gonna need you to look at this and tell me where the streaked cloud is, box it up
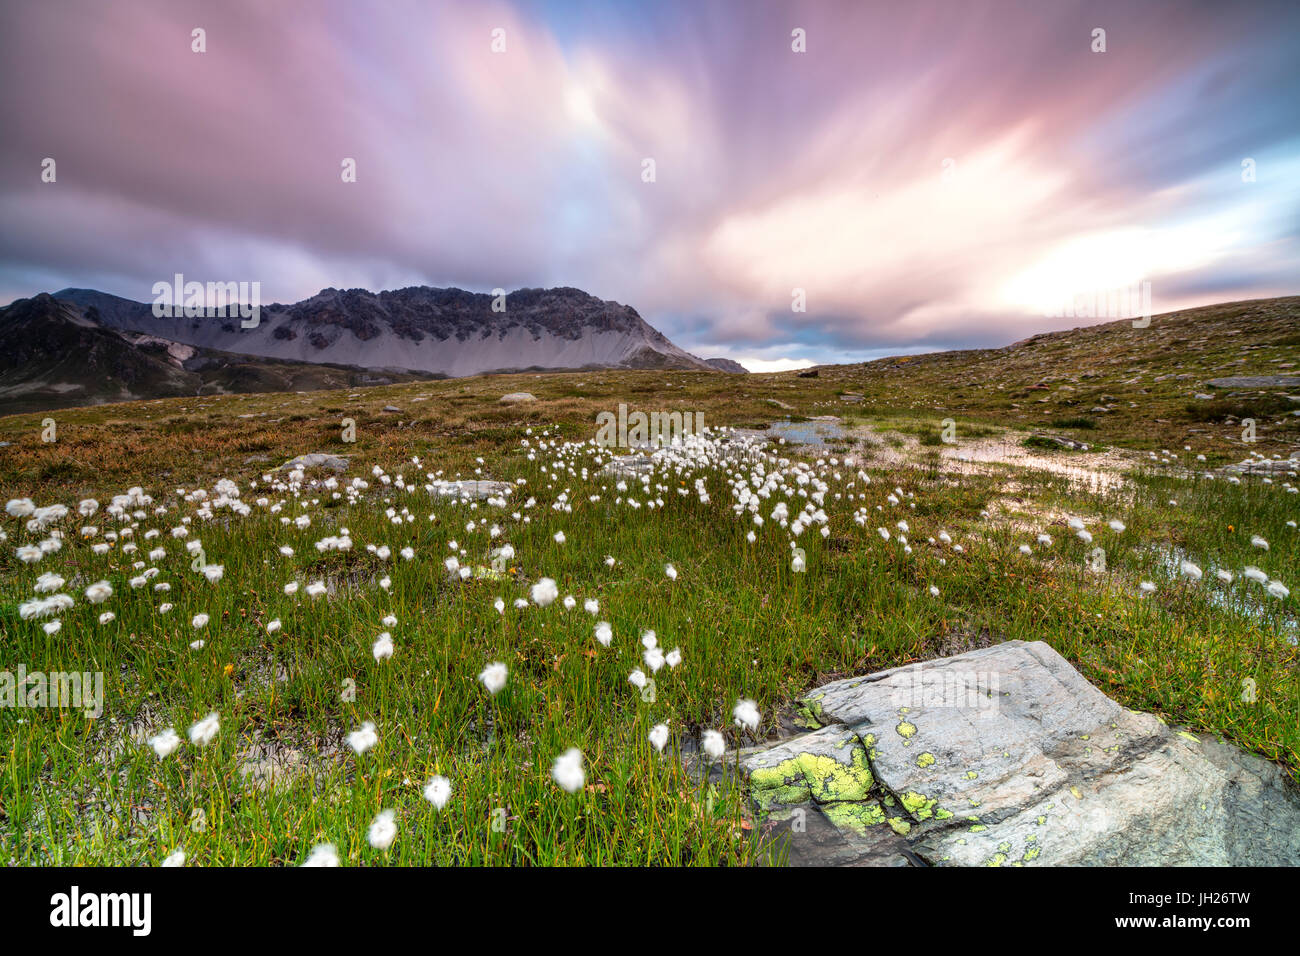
[1,0,1296,366]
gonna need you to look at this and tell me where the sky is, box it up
[1,0,1297,370]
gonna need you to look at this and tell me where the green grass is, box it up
[0,412,1295,866]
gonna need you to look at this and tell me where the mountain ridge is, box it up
[2,284,721,412]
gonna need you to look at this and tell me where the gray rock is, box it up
[382,405,402,413]
[279,453,350,473]
[1206,376,1300,389]
[499,392,537,404]
[742,641,1300,866]
[1222,455,1300,475]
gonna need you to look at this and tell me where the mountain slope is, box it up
[51,285,716,377]
[0,294,437,415]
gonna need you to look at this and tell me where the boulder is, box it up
[499,392,537,404]
[279,453,350,473]
[743,641,1300,866]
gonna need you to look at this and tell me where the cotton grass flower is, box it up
[301,843,340,867]
[665,563,678,581]
[1179,561,1203,581]
[530,577,559,606]
[187,712,220,747]
[34,571,65,593]
[367,810,397,850]
[267,619,281,633]
[594,621,613,646]
[84,581,112,604]
[191,613,209,629]
[628,669,647,689]
[347,721,379,754]
[648,723,670,752]
[551,748,585,793]
[161,849,186,867]
[424,775,452,809]
[584,598,599,615]
[1108,520,1126,533]
[1251,535,1269,551]
[1267,580,1290,600]
[372,632,394,661]
[478,661,508,695]
[149,728,181,759]
[701,730,725,761]
[732,699,760,732]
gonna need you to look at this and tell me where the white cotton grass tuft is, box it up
[160,848,186,867]
[701,730,725,761]
[267,619,281,633]
[551,748,586,793]
[191,613,209,629]
[1179,560,1203,581]
[367,809,397,850]
[1216,569,1234,584]
[732,699,760,732]
[1267,580,1290,600]
[628,669,647,689]
[1250,535,1269,551]
[372,632,394,661]
[584,598,599,615]
[1243,566,1268,583]
[187,711,220,747]
[84,581,113,604]
[1139,581,1157,594]
[423,775,452,810]
[648,723,670,752]
[664,563,678,581]
[665,647,682,668]
[479,661,508,695]
[594,621,613,646]
[301,843,340,867]
[530,577,559,606]
[1108,520,1126,533]
[148,727,181,759]
[347,721,378,754]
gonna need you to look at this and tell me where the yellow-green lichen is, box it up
[820,799,888,836]
[747,744,873,809]
[896,720,917,739]
[916,752,936,768]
